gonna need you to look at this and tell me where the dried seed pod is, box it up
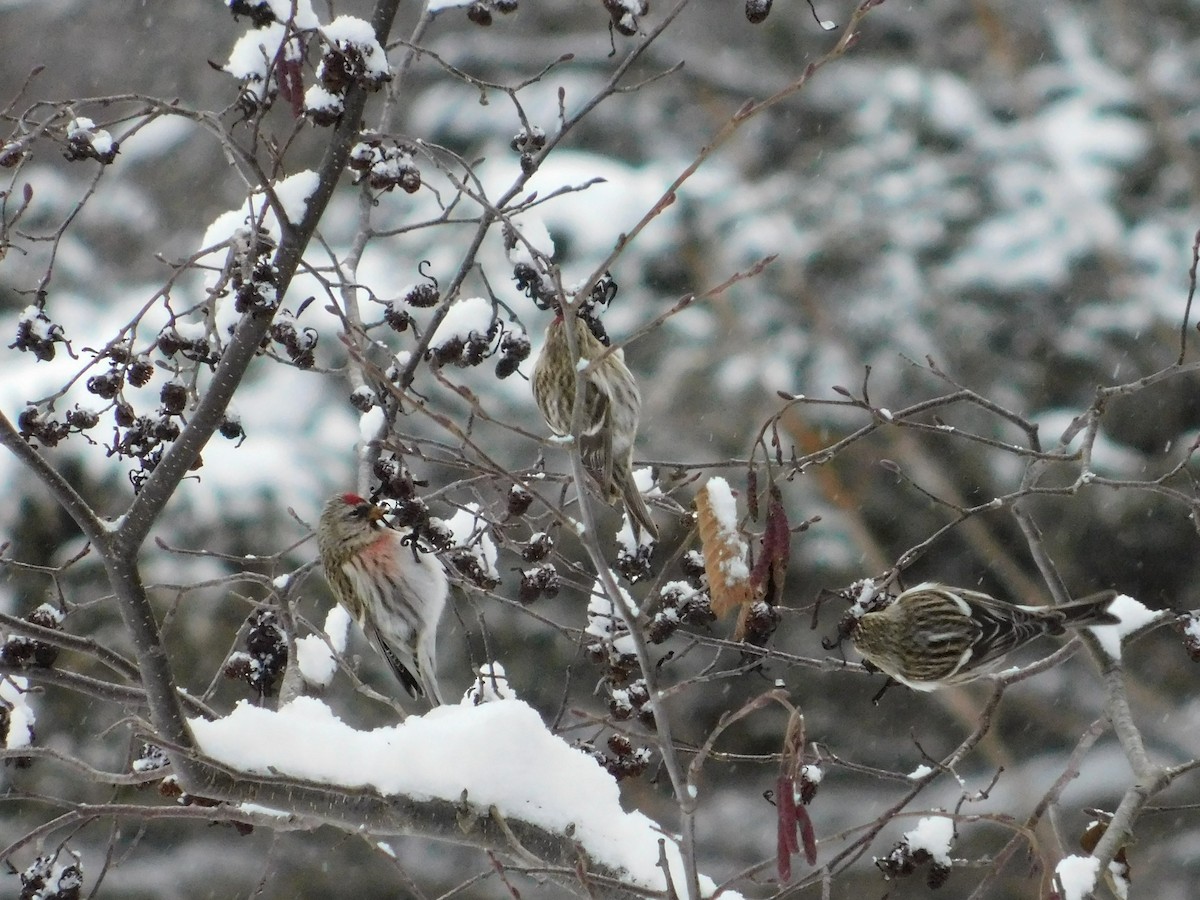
[160,382,187,415]
[507,484,534,518]
[745,0,771,23]
[467,2,493,25]
[403,282,440,308]
[521,531,553,562]
[127,358,155,387]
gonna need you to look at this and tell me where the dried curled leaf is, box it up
[750,489,790,606]
[1080,813,1131,899]
[695,477,753,619]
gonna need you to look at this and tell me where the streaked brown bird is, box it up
[317,493,449,704]
[531,309,658,539]
[851,582,1119,690]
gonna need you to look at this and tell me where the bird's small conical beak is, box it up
[367,505,386,523]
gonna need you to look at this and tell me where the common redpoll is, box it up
[318,493,449,704]
[850,582,1119,690]
[531,310,658,539]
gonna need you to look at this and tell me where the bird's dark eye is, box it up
[349,504,370,519]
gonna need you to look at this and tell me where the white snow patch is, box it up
[295,605,352,688]
[321,16,390,80]
[1055,854,1100,900]
[444,504,500,582]
[322,604,351,653]
[505,215,555,266]
[704,477,739,535]
[295,635,336,687]
[588,577,639,657]
[702,477,749,583]
[224,24,295,97]
[0,676,35,750]
[1088,594,1163,659]
[464,661,513,703]
[358,406,386,447]
[904,815,953,866]
[305,85,344,115]
[436,296,495,344]
[273,170,320,226]
[190,696,739,897]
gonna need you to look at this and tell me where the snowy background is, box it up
[3,0,1200,897]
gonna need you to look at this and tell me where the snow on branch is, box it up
[190,694,740,898]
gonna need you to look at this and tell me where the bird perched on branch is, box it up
[849,582,1120,691]
[531,306,658,540]
[318,492,448,704]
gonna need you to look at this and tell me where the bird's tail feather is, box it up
[374,626,424,699]
[1055,591,1121,629]
[418,639,444,707]
[620,474,658,541]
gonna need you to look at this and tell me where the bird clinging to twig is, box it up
[318,492,449,704]
[849,582,1119,691]
[531,305,658,540]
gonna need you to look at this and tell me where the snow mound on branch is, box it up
[191,696,739,897]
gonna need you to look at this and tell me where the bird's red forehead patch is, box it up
[342,492,367,506]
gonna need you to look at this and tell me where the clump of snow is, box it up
[296,605,353,687]
[1089,593,1163,659]
[295,638,335,686]
[464,661,513,703]
[31,603,65,627]
[587,576,638,657]
[65,117,117,162]
[444,504,500,583]
[273,170,320,226]
[349,385,376,410]
[1055,854,1100,900]
[907,764,933,780]
[659,581,699,607]
[67,117,106,147]
[1107,860,1130,900]
[1,676,35,750]
[435,296,496,345]
[605,0,643,32]
[322,605,351,653]
[904,815,954,866]
[198,178,301,248]
[357,406,386,448]
[846,578,886,618]
[223,24,298,100]
[703,477,749,583]
[505,216,555,267]
[190,696,739,897]
[321,16,390,81]
[195,171,317,334]
[17,305,55,341]
[305,85,344,119]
